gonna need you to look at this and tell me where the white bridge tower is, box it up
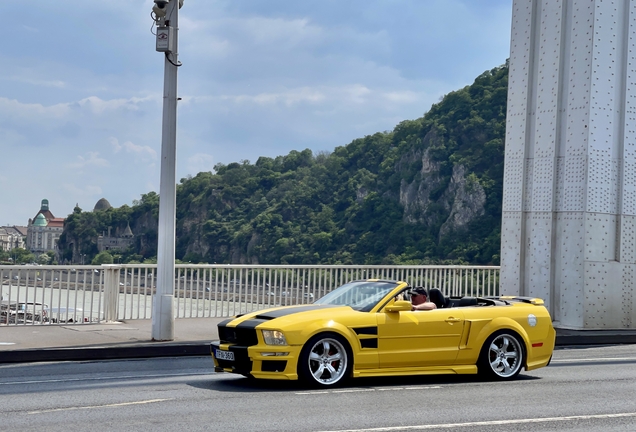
[501,0,636,329]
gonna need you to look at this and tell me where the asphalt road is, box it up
[1,344,636,432]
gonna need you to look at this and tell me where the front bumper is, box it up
[210,341,301,380]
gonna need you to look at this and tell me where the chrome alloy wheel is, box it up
[488,333,523,378]
[307,337,348,385]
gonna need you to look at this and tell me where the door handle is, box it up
[445,317,461,323]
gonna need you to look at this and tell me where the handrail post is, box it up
[102,265,122,322]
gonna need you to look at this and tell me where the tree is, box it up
[92,251,114,265]
[10,248,35,264]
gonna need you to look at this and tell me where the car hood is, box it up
[224,303,354,328]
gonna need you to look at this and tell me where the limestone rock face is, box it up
[398,130,486,241]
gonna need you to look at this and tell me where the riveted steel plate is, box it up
[503,157,525,212]
[586,155,618,214]
[622,264,635,328]
[553,212,586,327]
[555,157,565,211]
[500,212,523,294]
[621,158,636,215]
[531,157,556,212]
[584,262,624,328]
[618,215,636,263]
[563,156,587,212]
[584,213,617,262]
[524,212,553,305]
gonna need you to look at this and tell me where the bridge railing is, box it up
[0,264,500,325]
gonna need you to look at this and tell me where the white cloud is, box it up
[2,75,65,88]
[0,97,70,120]
[67,152,109,169]
[225,87,326,106]
[77,95,157,115]
[63,183,103,197]
[110,137,157,160]
[383,91,419,104]
[187,153,215,176]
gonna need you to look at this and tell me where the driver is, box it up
[410,287,437,311]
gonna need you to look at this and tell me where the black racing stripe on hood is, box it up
[218,318,234,327]
[254,304,341,319]
[236,319,270,329]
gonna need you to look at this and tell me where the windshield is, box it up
[315,281,400,312]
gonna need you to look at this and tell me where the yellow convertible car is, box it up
[210,280,555,387]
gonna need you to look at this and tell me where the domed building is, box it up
[90,197,135,252]
[26,199,65,256]
[93,198,112,212]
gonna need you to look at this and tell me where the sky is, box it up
[1,0,512,226]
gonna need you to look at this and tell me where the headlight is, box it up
[262,330,287,345]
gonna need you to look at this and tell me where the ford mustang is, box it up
[210,280,555,387]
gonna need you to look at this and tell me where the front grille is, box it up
[218,325,258,346]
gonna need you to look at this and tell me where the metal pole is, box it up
[152,0,179,341]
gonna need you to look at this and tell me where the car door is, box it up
[376,308,465,368]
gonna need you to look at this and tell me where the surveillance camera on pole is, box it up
[153,0,183,54]
[150,0,183,341]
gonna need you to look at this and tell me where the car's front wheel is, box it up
[298,333,352,387]
[478,331,525,380]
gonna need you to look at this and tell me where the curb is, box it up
[1,343,210,364]
[3,332,636,364]
[555,332,636,347]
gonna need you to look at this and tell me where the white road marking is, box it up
[333,389,377,394]
[316,412,636,432]
[551,357,636,363]
[0,342,16,345]
[297,386,441,395]
[28,398,173,414]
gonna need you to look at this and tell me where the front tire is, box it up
[478,331,525,380]
[298,333,352,387]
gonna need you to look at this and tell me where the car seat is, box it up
[428,288,451,308]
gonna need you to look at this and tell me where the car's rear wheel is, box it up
[478,331,524,380]
[298,333,352,387]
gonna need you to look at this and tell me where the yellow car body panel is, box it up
[210,280,556,384]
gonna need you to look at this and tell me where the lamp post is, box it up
[151,0,182,341]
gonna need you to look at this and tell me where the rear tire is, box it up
[297,333,352,387]
[478,331,524,380]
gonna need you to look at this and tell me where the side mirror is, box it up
[385,300,412,313]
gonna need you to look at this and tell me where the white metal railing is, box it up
[0,264,500,325]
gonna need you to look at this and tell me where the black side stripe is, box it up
[353,326,378,335]
[360,339,378,349]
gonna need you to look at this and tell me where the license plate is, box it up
[215,349,234,361]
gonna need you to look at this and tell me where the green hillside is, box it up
[57,63,508,266]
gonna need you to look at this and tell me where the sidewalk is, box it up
[2,319,636,364]
[0,318,224,363]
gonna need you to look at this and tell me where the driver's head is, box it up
[409,287,428,305]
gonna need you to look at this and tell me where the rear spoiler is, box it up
[492,296,545,306]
